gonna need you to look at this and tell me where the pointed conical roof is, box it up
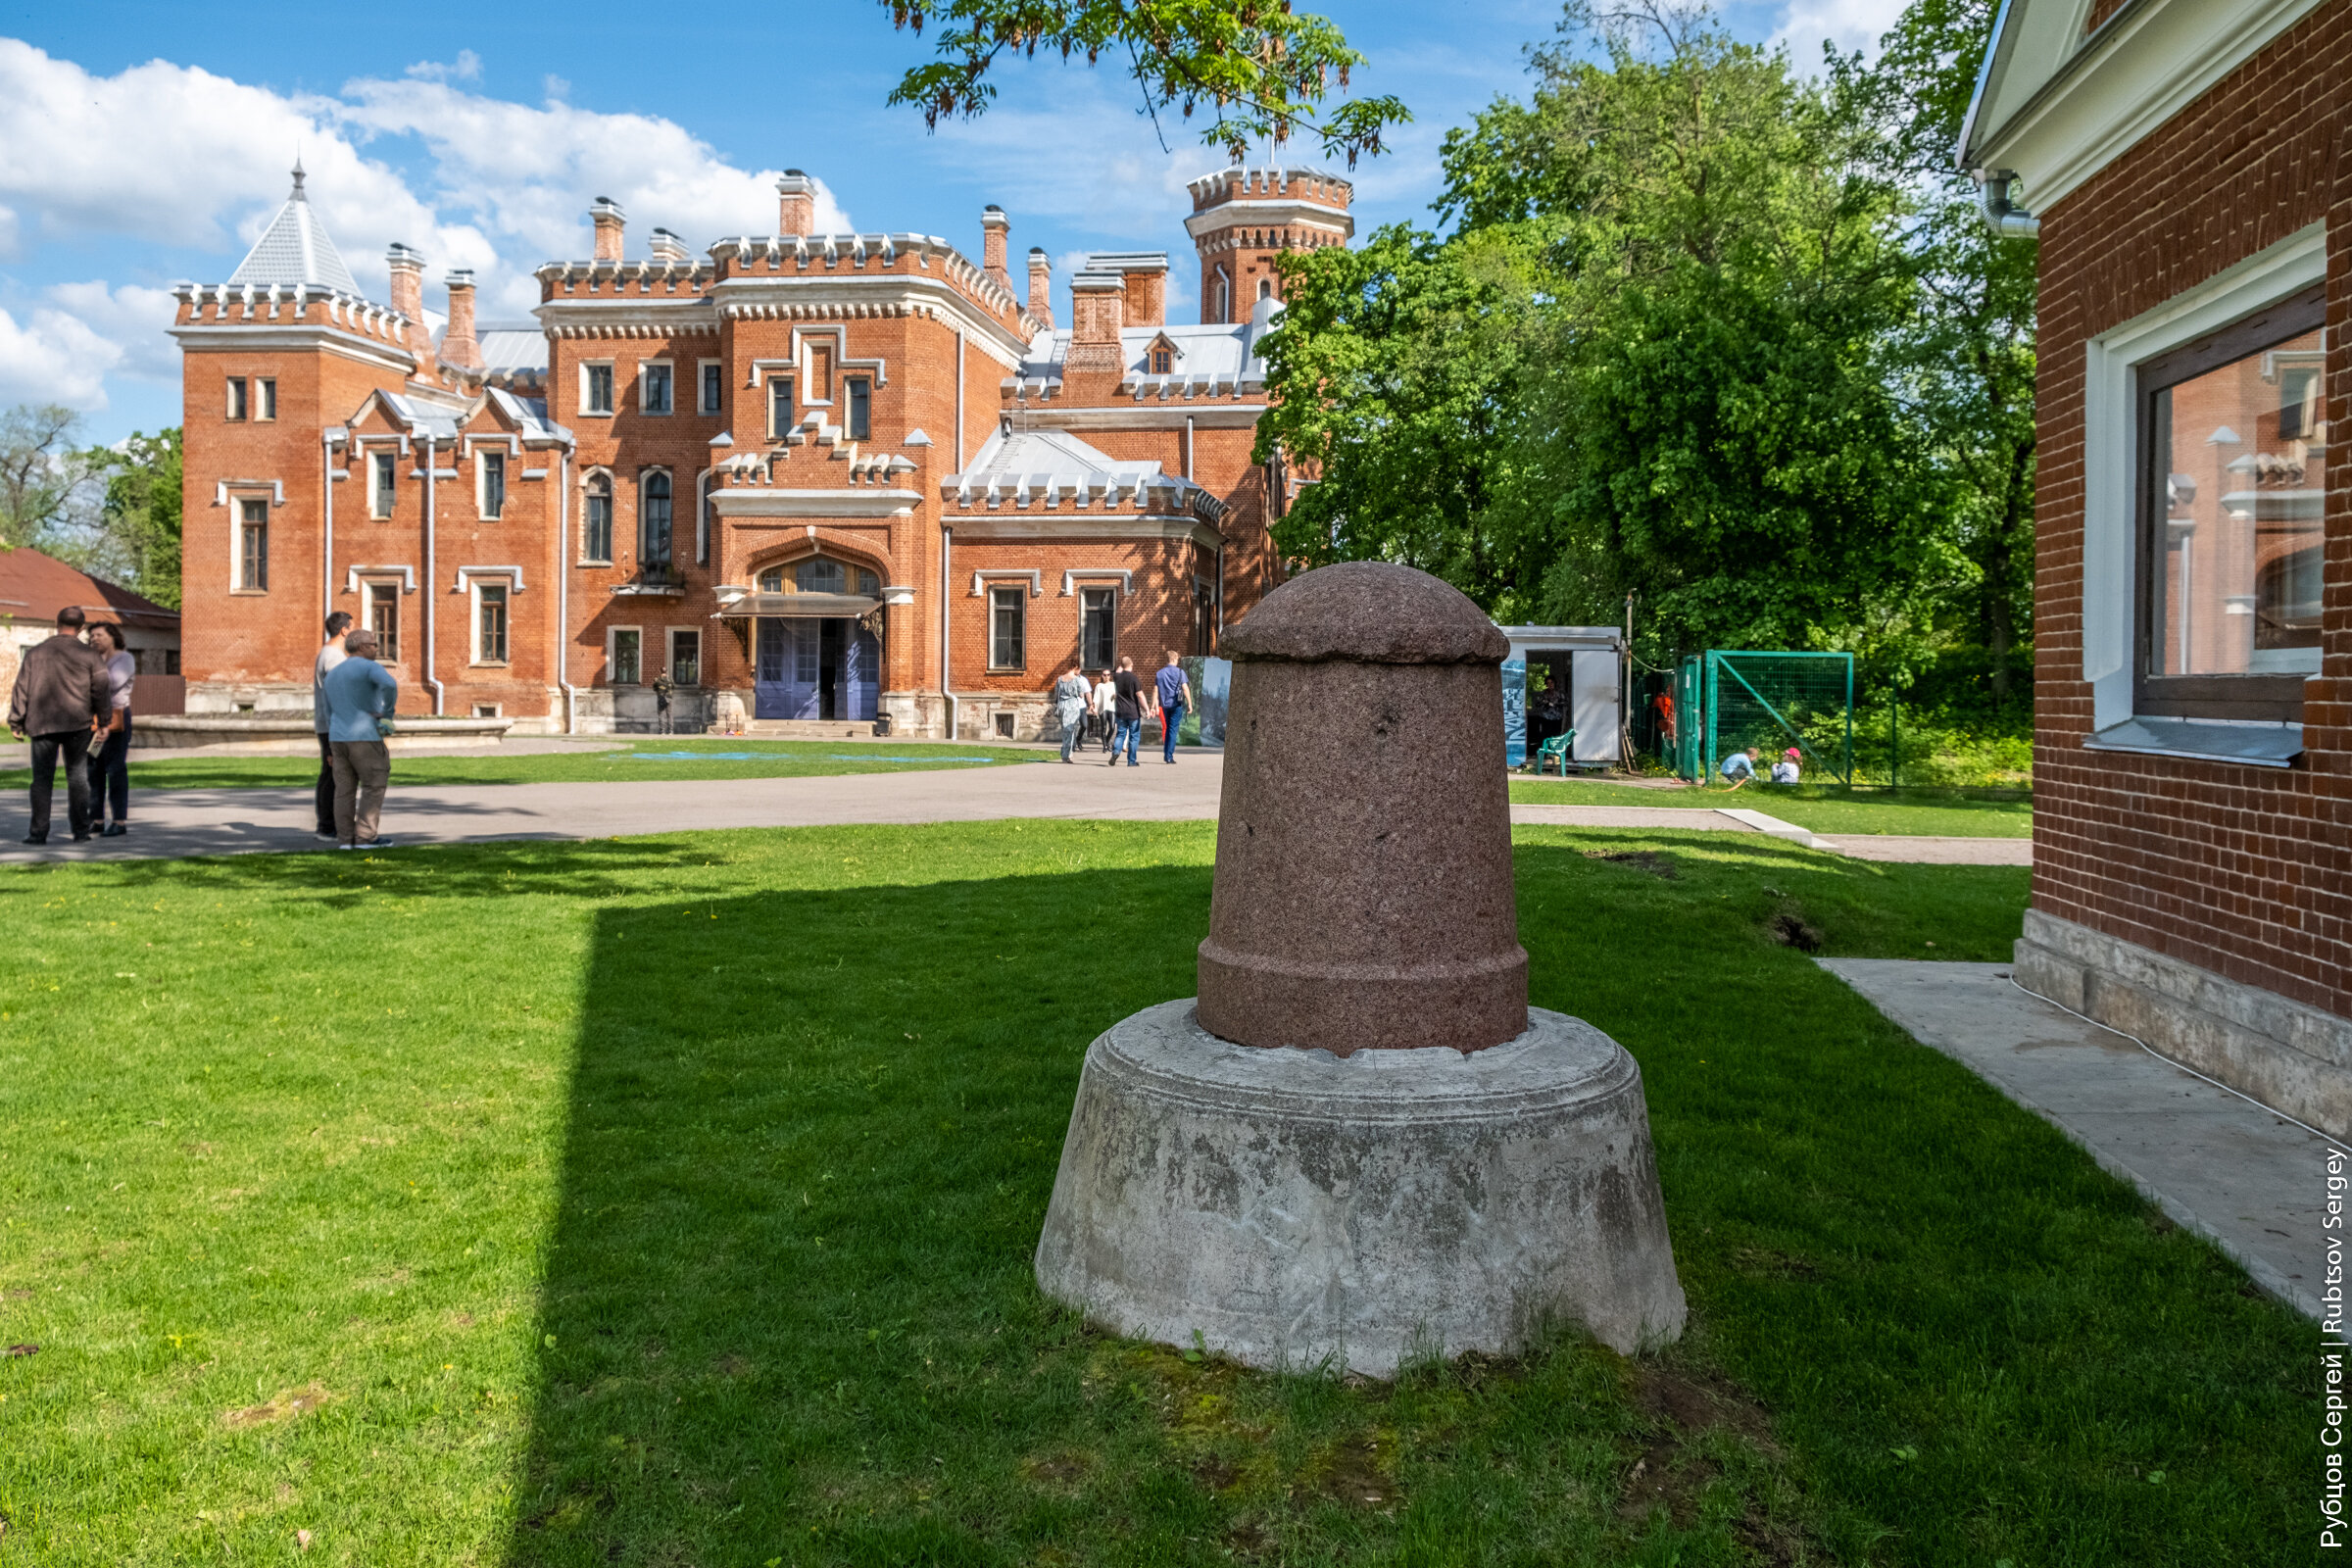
[228,164,363,297]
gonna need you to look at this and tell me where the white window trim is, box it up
[230,494,270,594]
[695,467,714,564]
[668,625,703,687]
[254,377,276,422]
[970,568,1043,598]
[475,449,509,519]
[345,564,416,595]
[986,584,1027,671]
[2081,220,2325,732]
[578,466,616,565]
[1061,568,1134,597]
[225,376,247,421]
[607,624,645,686]
[579,359,616,417]
[640,358,675,416]
[698,358,724,414]
[468,577,514,666]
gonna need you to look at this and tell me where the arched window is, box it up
[758,565,784,592]
[696,469,714,564]
[858,567,879,597]
[1258,278,1274,302]
[796,557,846,593]
[640,471,672,566]
[583,473,612,563]
[1213,265,1231,325]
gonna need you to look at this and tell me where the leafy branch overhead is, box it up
[879,0,1409,164]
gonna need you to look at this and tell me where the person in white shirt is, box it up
[1771,748,1802,785]
[1091,669,1119,756]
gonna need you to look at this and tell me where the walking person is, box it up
[1092,667,1119,755]
[1154,651,1192,764]
[312,612,353,840]
[82,622,135,836]
[1052,662,1092,762]
[322,626,400,850]
[1106,656,1146,767]
[7,606,109,844]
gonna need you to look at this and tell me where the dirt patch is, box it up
[1618,1364,1783,1528]
[1222,1519,1272,1559]
[1316,1435,1394,1509]
[1020,1451,1094,1487]
[1585,849,1679,879]
[711,1354,753,1379]
[1730,1246,1822,1282]
[221,1382,334,1430]
[1768,909,1824,953]
[1191,1454,1243,1493]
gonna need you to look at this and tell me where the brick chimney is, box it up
[385,243,435,368]
[980,206,1009,290]
[648,227,688,264]
[590,196,625,261]
[776,171,816,235]
[1065,271,1124,378]
[1027,248,1054,328]
[1119,257,1167,328]
[440,270,483,371]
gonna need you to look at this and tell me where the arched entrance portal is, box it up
[750,556,882,721]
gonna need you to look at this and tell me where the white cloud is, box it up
[1774,0,1910,64]
[46,281,179,381]
[0,301,122,409]
[406,50,482,83]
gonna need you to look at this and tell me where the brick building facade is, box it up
[1962,0,2350,1136]
[172,164,1352,738]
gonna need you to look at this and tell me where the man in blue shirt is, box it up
[1154,652,1192,764]
[322,627,400,848]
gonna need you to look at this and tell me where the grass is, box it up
[0,736,1049,792]
[0,823,2304,1565]
[1510,779,2034,838]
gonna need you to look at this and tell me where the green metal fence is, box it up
[1672,651,1854,785]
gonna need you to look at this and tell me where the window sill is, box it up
[230,588,270,597]
[470,662,512,669]
[2083,715,2302,768]
[578,560,613,568]
[985,667,1028,676]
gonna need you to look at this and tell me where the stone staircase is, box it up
[738,719,887,740]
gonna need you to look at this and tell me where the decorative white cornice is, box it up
[1966,0,2326,212]
[346,564,417,594]
[971,568,1044,598]
[709,487,923,519]
[706,274,1032,368]
[1017,405,1267,432]
[215,478,286,506]
[950,515,1224,549]
[1183,200,1355,243]
[1061,568,1133,596]
[172,323,415,375]
[535,300,721,337]
[453,564,527,593]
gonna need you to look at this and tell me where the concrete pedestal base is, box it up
[1035,1002,1687,1375]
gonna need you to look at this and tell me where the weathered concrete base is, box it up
[2014,909,2352,1142]
[1035,1001,1687,1375]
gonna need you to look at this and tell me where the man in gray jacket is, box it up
[7,606,109,844]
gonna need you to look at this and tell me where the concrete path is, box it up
[1819,957,2335,1318]
[1829,834,2032,865]
[0,756,2030,868]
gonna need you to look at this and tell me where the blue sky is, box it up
[0,0,1902,447]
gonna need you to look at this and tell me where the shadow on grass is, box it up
[473,830,2305,1568]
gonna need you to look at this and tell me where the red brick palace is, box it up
[171,165,1353,735]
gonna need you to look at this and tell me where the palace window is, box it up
[479,450,507,519]
[237,499,269,591]
[370,452,396,518]
[798,557,845,593]
[670,627,701,687]
[1081,588,1117,669]
[989,586,1025,671]
[1152,349,1171,374]
[700,362,723,415]
[846,377,871,440]
[583,362,614,416]
[583,473,613,563]
[767,375,794,438]
[610,627,642,686]
[696,469,713,564]
[225,377,247,420]
[475,583,509,664]
[642,362,673,415]
[368,582,401,663]
[255,378,276,420]
[640,471,673,566]
[2136,285,2325,721]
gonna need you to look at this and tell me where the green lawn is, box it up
[0,736,1048,792]
[1511,778,2034,838]
[0,823,2300,1565]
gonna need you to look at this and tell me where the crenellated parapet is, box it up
[172,281,416,352]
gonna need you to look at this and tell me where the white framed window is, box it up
[472,704,502,718]
[225,376,248,421]
[367,580,402,662]
[639,470,673,567]
[369,451,397,518]
[477,449,507,520]
[989,586,1025,671]
[695,469,714,564]
[581,472,613,564]
[473,581,510,665]
[845,376,870,440]
[581,361,614,416]
[609,626,642,686]
[766,375,794,438]
[669,626,702,687]
[699,360,724,415]
[235,498,269,592]
[640,360,673,416]
[1081,586,1117,670]
[256,378,276,420]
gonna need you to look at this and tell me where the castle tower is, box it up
[1184,166,1353,325]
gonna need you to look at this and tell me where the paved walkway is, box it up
[0,755,2030,867]
[1820,957,2333,1318]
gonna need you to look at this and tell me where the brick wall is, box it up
[2034,2,2352,1019]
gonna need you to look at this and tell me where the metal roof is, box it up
[227,166,363,298]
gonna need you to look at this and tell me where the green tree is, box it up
[94,428,184,609]
[879,0,1409,164]
[0,403,102,552]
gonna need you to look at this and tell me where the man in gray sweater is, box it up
[8,606,109,844]
[313,612,353,839]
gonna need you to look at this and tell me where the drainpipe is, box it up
[557,449,578,734]
[422,434,445,715]
[1975,170,2039,238]
[941,523,956,740]
[321,430,337,622]
[1183,414,1194,480]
